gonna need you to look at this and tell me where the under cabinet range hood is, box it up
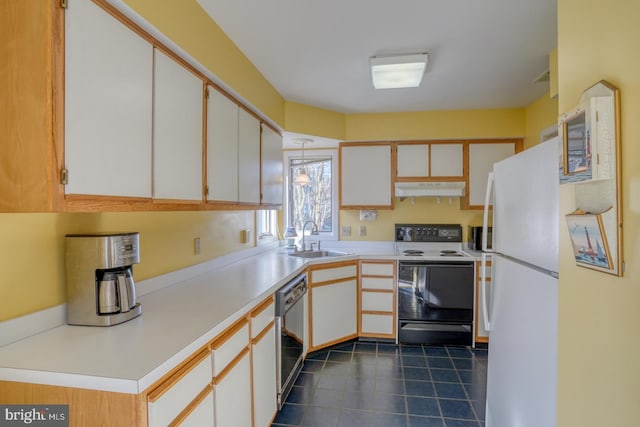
[395,181,466,198]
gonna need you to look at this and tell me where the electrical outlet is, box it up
[359,225,366,236]
[194,237,201,255]
[341,226,351,237]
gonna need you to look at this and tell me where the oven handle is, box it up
[480,252,491,332]
[399,262,473,268]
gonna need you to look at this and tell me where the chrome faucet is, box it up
[301,221,319,251]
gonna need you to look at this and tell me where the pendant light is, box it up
[293,138,313,186]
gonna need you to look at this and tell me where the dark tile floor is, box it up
[271,341,487,427]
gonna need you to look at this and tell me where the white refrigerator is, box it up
[481,138,559,427]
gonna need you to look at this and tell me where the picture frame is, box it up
[560,105,593,182]
[566,208,613,271]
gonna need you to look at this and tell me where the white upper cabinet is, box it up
[152,49,203,201]
[206,87,261,204]
[260,124,283,205]
[397,144,429,178]
[396,143,463,179]
[468,142,516,207]
[238,109,261,204]
[65,0,153,197]
[206,87,239,202]
[340,144,392,208]
[431,143,463,177]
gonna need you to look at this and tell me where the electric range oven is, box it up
[395,224,475,346]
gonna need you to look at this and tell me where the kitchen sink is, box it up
[288,250,352,259]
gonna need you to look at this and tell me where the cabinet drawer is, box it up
[311,265,357,284]
[361,277,394,290]
[361,292,394,311]
[212,321,249,376]
[251,300,274,339]
[148,352,212,427]
[361,262,394,276]
[361,314,394,335]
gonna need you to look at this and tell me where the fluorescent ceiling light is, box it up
[370,53,428,89]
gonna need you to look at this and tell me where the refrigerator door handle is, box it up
[480,252,491,332]
[482,171,495,252]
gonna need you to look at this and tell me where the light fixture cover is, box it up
[370,53,428,89]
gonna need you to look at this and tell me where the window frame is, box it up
[283,148,338,241]
[256,208,279,246]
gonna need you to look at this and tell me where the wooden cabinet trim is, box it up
[251,295,275,318]
[210,317,249,350]
[167,383,213,427]
[146,348,210,402]
[251,319,275,345]
[213,347,250,385]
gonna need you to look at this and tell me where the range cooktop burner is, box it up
[440,250,458,254]
[403,250,424,255]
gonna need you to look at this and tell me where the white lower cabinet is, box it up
[252,325,277,427]
[309,262,358,350]
[359,261,397,339]
[179,388,214,426]
[214,350,252,427]
[147,350,212,427]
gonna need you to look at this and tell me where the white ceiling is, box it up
[197,0,557,114]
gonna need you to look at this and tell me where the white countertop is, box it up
[0,243,398,395]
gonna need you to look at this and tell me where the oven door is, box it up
[398,261,474,345]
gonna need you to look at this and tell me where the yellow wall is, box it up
[121,0,285,126]
[557,0,640,425]
[0,211,254,322]
[524,92,558,149]
[340,198,484,242]
[345,108,525,141]
[284,101,346,140]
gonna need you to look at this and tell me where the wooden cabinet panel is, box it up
[311,279,358,348]
[310,264,357,283]
[238,108,261,204]
[431,143,463,177]
[340,144,392,208]
[178,389,214,426]
[361,292,394,311]
[251,325,277,427]
[361,314,394,335]
[152,48,203,201]
[207,87,239,202]
[260,124,283,205]
[147,351,212,427]
[64,0,153,198]
[397,144,429,177]
[468,142,516,207]
[211,321,249,377]
[359,261,396,339]
[214,351,252,427]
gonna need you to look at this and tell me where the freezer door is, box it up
[485,255,558,427]
[492,138,559,272]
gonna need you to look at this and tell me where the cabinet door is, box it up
[153,49,203,201]
[179,389,214,427]
[431,143,463,177]
[65,0,152,197]
[207,87,239,202]
[468,143,515,207]
[260,124,283,205]
[252,325,277,427]
[311,280,357,348]
[214,351,252,427]
[340,145,392,207]
[397,144,429,178]
[238,108,261,204]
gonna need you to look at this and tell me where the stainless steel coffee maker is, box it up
[66,232,142,326]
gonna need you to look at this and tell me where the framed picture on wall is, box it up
[566,208,613,271]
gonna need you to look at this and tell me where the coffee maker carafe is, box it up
[66,232,142,326]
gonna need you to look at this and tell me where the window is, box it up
[285,149,338,240]
[256,209,278,246]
